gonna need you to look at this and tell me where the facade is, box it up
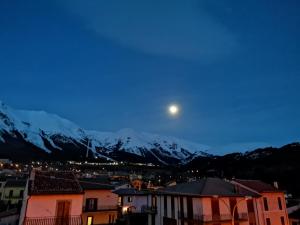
[1,179,26,208]
[114,178,288,225]
[18,170,83,225]
[232,179,289,225]
[80,179,118,225]
[155,178,258,225]
[289,208,300,225]
[114,188,156,225]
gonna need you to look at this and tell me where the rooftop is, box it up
[158,178,259,197]
[113,188,151,196]
[29,170,82,195]
[4,179,27,188]
[289,208,300,219]
[79,178,114,190]
[233,179,280,193]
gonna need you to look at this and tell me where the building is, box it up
[1,179,26,209]
[19,170,83,225]
[0,177,6,199]
[80,179,118,225]
[0,208,19,225]
[289,208,300,225]
[232,179,289,225]
[155,178,259,225]
[114,188,156,225]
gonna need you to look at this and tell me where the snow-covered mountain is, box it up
[0,101,211,164]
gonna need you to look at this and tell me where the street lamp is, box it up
[231,196,252,225]
[212,195,252,225]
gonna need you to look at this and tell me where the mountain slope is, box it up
[186,143,300,196]
[0,101,210,164]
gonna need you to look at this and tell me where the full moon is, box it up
[168,104,179,116]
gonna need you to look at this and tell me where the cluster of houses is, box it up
[0,164,299,225]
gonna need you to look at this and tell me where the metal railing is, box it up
[23,216,82,225]
[178,212,249,222]
[4,195,23,199]
[141,205,157,214]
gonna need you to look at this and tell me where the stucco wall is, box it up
[25,194,83,218]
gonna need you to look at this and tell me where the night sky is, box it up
[0,0,299,154]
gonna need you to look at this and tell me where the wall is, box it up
[122,195,148,213]
[256,192,289,225]
[25,194,83,218]
[82,189,118,225]
[1,187,24,205]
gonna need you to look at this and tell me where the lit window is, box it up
[87,216,93,225]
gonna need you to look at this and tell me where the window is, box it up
[164,196,168,217]
[263,198,269,211]
[56,201,71,219]
[152,196,157,207]
[187,197,193,220]
[108,214,115,225]
[171,196,175,218]
[266,218,271,225]
[19,190,24,198]
[127,196,132,202]
[280,217,285,225]
[118,196,122,206]
[179,197,184,225]
[86,198,97,211]
[87,216,93,225]
[247,199,255,213]
[211,198,220,220]
[9,190,13,197]
[278,197,283,210]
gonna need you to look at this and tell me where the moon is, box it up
[168,104,179,116]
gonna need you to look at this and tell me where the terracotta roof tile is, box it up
[29,170,82,195]
[234,179,279,193]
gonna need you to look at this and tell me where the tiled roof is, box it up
[233,179,279,193]
[79,178,114,190]
[158,178,259,197]
[29,170,82,195]
[4,179,27,188]
[113,188,150,196]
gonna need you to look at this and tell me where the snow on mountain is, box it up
[0,101,210,163]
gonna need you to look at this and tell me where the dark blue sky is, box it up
[0,0,299,153]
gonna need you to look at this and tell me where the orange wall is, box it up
[256,192,289,225]
[26,194,83,218]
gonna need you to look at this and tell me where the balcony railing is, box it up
[83,205,118,212]
[141,205,157,214]
[178,212,249,222]
[23,216,82,225]
[4,195,23,199]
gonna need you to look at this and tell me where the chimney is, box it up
[273,181,279,189]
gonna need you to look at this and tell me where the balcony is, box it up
[23,216,82,225]
[83,205,118,212]
[4,195,23,199]
[141,205,157,214]
[178,213,249,223]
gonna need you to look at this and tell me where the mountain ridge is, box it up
[0,101,210,164]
